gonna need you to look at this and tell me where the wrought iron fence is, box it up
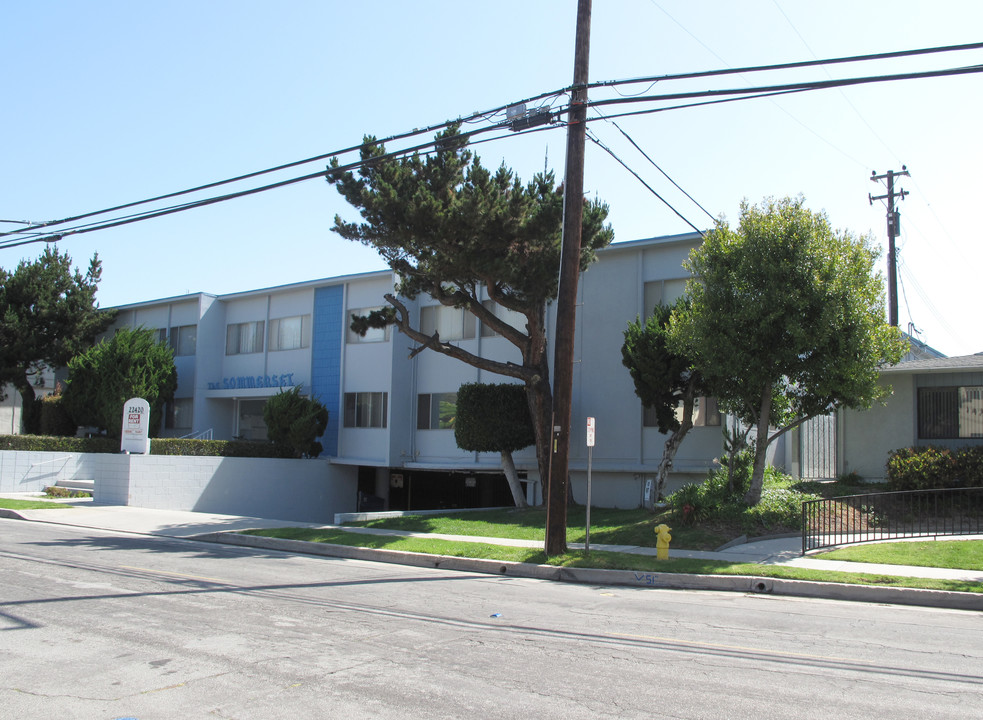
[801,487,983,554]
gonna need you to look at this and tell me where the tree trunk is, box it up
[651,379,697,507]
[500,450,528,508]
[744,383,773,506]
[525,369,553,506]
[13,374,40,435]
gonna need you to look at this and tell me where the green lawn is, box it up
[817,539,983,571]
[0,497,71,510]
[241,526,983,594]
[344,506,732,550]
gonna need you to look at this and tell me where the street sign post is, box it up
[586,417,595,553]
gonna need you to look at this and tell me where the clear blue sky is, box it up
[3,1,981,356]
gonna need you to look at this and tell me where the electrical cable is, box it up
[585,128,705,236]
[605,120,716,222]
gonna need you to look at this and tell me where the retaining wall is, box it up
[0,450,357,524]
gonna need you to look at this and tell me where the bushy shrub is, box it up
[887,446,961,490]
[262,386,329,458]
[666,458,813,533]
[953,446,983,486]
[0,434,295,459]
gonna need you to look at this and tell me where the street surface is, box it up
[1,518,981,719]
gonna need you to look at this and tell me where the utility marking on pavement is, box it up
[611,632,855,663]
[121,566,230,584]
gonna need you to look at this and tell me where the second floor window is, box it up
[269,315,311,351]
[169,324,197,356]
[420,305,475,341]
[226,321,265,355]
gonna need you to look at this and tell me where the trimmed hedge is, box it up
[0,435,294,459]
[886,445,983,490]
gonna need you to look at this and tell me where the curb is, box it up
[194,531,983,613]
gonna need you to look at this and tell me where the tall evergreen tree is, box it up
[326,125,613,492]
[0,247,114,433]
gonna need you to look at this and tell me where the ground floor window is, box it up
[417,392,457,429]
[165,397,194,431]
[236,399,268,440]
[644,396,720,428]
[344,392,388,428]
[918,386,983,439]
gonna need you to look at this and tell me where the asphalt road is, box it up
[2,518,981,719]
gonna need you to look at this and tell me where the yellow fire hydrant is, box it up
[654,524,672,560]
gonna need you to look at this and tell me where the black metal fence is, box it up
[801,487,983,554]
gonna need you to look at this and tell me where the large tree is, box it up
[326,125,613,492]
[670,196,907,505]
[455,382,536,508]
[0,246,114,433]
[621,299,709,506]
[61,326,177,438]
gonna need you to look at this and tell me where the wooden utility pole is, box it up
[870,166,909,327]
[546,0,592,557]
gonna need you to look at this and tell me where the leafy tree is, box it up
[263,385,329,458]
[61,327,177,438]
[326,125,613,492]
[454,383,536,508]
[621,299,709,505]
[670,196,907,505]
[0,247,114,433]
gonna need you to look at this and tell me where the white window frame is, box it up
[269,315,311,352]
[420,305,475,341]
[226,320,265,355]
[346,307,391,344]
[344,392,388,428]
[417,392,458,430]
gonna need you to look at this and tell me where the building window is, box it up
[480,300,526,338]
[417,392,458,429]
[169,325,197,356]
[918,386,983,439]
[644,396,721,428]
[643,279,689,320]
[346,307,391,343]
[236,399,268,440]
[269,315,311,351]
[344,392,388,428]
[165,397,194,431]
[226,321,265,355]
[420,305,475,341]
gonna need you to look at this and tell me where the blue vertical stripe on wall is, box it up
[312,285,343,456]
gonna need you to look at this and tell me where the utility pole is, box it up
[546,0,592,558]
[869,166,909,327]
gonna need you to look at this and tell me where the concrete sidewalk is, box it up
[2,495,982,610]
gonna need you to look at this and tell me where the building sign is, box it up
[120,397,151,454]
[207,373,297,391]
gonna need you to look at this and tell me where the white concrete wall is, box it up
[0,450,357,523]
[840,376,916,482]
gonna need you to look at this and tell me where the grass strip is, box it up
[241,527,983,594]
[817,540,983,571]
[0,498,72,510]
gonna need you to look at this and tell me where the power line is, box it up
[585,128,705,236]
[605,120,716,222]
[4,48,982,251]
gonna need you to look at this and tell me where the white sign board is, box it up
[120,397,151,454]
[586,416,595,447]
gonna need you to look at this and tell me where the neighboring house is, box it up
[101,232,734,510]
[840,354,983,482]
